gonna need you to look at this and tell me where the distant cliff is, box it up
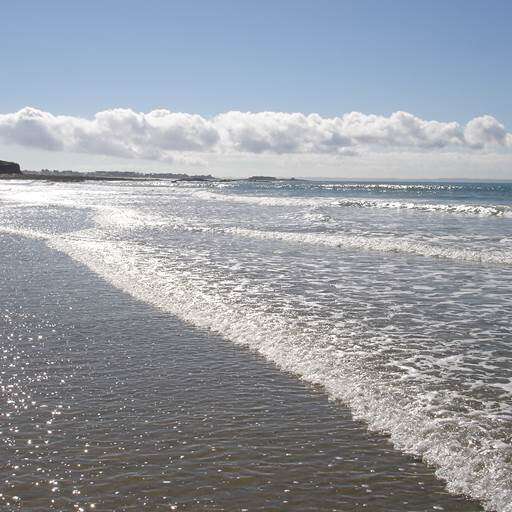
[0,160,21,174]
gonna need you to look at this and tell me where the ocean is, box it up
[0,177,511,511]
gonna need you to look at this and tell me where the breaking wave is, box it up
[193,190,512,217]
[36,228,511,512]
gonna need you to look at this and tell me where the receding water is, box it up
[0,178,511,511]
[0,236,482,511]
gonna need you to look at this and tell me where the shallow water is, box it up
[0,178,511,510]
[0,235,482,511]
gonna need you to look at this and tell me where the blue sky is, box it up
[1,0,511,178]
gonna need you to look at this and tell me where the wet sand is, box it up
[0,234,482,511]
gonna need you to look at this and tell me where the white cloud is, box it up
[214,111,353,153]
[0,107,510,163]
[337,111,464,148]
[463,115,510,148]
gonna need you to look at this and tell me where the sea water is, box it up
[0,178,511,511]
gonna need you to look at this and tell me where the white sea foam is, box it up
[116,213,510,266]
[83,207,512,266]
[38,228,511,512]
[335,199,512,216]
[224,227,512,265]
[192,190,512,217]
[2,179,512,512]
[319,183,464,191]
[86,200,512,266]
[93,207,171,230]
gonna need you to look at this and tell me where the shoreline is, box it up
[0,173,163,183]
[0,232,483,511]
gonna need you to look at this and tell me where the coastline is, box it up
[0,173,162,183]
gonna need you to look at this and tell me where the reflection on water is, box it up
[0,235,481,511]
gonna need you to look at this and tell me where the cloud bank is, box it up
[0,107,511,163]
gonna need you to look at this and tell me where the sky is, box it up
[1,0,511,179]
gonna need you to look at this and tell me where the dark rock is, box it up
[0,160,21,174]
